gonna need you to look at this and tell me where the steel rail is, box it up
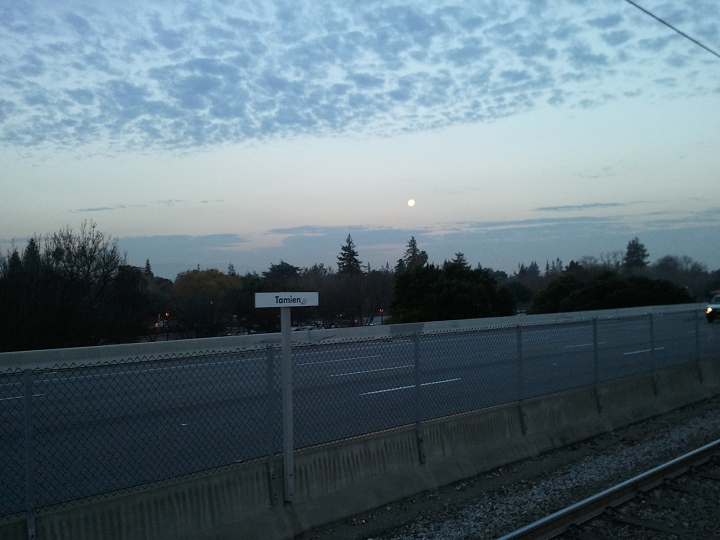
[497,438,720,540]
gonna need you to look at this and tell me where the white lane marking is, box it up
[28,357,264,383]
[331,365,412,377]
[0,393,44,401]
[5,354,382,384]
[623,347,666,356]
[360,378,461,396]
[563,342,607,349]
[297,355,381,367]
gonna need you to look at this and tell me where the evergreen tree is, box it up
[444,252,470,270]
[623,237,649,270]
[337,234,362,275]
[526,261,540,277]
[398,236,428,273]
[262,260,300,288]
[390,263,513,323]
[529,270,692,314]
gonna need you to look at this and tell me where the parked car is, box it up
[706,294,720,323]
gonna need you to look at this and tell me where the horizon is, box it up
[3,224,715,283]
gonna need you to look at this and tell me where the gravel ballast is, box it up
[297,394,720,540]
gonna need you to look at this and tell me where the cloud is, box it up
[602,30,634,46]
[638,35,675,52]
[17,53,46,77]
[65,89,95,105]
[565,42,609,69]
[1,1,718,149]
[115,209,720,279]
[150,15,186,51]
[68,198,223,214]
[118,233,251,277]
[587,14,623,30]
[3,203,710,280]
[63,13,93,36]
[535,203,625,212]
[72,207,116,213]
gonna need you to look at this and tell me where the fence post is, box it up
[694,309,704,382]
[592,318,602,414]
[649,313,658,396]
[516,325,527,434]
[280,307,294,503]
[413,333,426,464]
[23,370,36,540]
[265,345,277,506]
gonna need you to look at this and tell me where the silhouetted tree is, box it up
[0,222,154,351]
[649,255,707,298]
[623,237,649,271]
[707,269,720,296]
[445,252,470,270]
[295,264,333,327]
[262,260,300,288]
[529,270,692,314]
[396,236,428,274]
[363,267,395,325]
[337,235,362,275]
[600,251,624,270]
[234,271,278,333]
[504,280,533,309]
[565,260,589,280]
[172,268,243,338]
[390,263,513,323]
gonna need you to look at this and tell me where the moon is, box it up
[407,199,415,207]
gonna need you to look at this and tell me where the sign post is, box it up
[255,292,318,503]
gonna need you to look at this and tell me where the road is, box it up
[1,310,717,515]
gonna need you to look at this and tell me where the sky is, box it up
[1,0,719,280]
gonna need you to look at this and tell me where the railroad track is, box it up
[498,439,720,540]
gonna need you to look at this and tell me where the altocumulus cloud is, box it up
[1,0,718,150]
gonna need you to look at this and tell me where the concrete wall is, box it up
[3,357,718,540]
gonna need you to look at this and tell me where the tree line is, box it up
[1,225,717,352]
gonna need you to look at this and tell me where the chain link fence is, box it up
[1,348,283,520]
[1,306,716,523]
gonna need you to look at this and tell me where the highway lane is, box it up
[0,317,711,443]
[1,312,718,515]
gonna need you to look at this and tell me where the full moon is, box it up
[407,199,415,207]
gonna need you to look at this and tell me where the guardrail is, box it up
[0,303,712,538]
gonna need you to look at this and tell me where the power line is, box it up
[624,0,720,60]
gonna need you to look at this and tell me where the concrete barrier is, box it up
[3,358,718,540]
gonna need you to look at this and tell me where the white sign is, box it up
[255,292,319,308]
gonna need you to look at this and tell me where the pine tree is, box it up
[444,252,470,270]
[401,236,428,273]
[527,261,540,277]
[623,237,649,270]
[337,235,362,275]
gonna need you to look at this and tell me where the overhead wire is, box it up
[623,0,720,60]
